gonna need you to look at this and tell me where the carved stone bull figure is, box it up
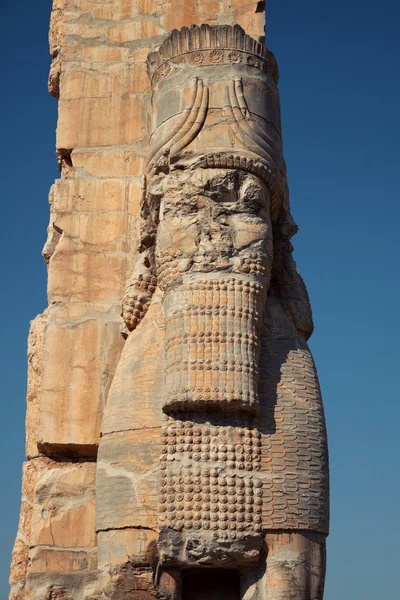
[93,25,329,600]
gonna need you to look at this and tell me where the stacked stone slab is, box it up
[10,3,329,600]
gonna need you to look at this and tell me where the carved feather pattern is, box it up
[146,78,209,173]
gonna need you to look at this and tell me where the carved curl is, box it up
[270,200,314,340]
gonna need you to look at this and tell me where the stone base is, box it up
[158,528,263,569]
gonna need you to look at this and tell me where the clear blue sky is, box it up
[0,1,399,598]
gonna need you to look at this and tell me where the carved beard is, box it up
[152,168,273,415]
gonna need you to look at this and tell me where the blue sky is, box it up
[0,1,399,598]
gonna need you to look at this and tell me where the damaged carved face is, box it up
[155,168,274,287]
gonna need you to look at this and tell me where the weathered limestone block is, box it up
[10,459,97,600]
[39,312,123,454]
[264,532,327,600]
[50,177,130,216]
[96,427,161,532]
[57,95,146,149]
[71,150,144,181]
[158,0,265,40]
[38,174,132,453]
[26,313,47,458]
[30,462,96,548]
[48,246,130,303]
[97,529,158,569]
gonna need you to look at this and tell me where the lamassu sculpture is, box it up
[9,9,329,600]
[95,24,329,600]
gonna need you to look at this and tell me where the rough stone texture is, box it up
[10,459,97,600]
[11,3,329,600]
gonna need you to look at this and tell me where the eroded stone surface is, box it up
[10,459,97,600]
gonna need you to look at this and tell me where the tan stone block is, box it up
[72,150,144,178]
[53,211,128,252]
[61,70,85,100]
[29,548,97,573]
[235,7,265,38]
[230,1,265,37]
[114,0,157,20]
[82,45,130,63]
[199,0,224,21]
[128,178,142,215]
[159,0,201,30]
[129,46,151,64]
[33,503,96,548]
[62,0,86,19]
[57,94,145,147]
[45,245,86,297]
[63,42,82,62]
[26,313,47,459]
[96,428,162,531]
[21,459,42,503]
[53,178,127,212]
[98,528,158,568]
[160,0,224,28]
[112,64,149,95]
[67,0,96,15]
[160,0,196,15]
[161,12,200,30]
[11,458,97,595]
[52,0,66,10]
[48,241,129,303]
[47,301,120,325]
[107,20,165,43]
[57,96,107,147]
[141,0,157,13]
[40,371,98,443]
[29,461,96,541]
[85,72,112,98]
[39,318,123,450]
[230,0,257,10]
[91,4,114,19]
[64,22,107,39]
[80,212,127,247]
[10,462,39,594]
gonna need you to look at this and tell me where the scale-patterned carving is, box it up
[163,277,265,413]
[259,319,329,533]
[160,414,262,537]
[157,252,269,294]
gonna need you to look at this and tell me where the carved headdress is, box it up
[146,24,288,221]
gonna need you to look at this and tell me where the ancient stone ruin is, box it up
[10,2,329,599]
